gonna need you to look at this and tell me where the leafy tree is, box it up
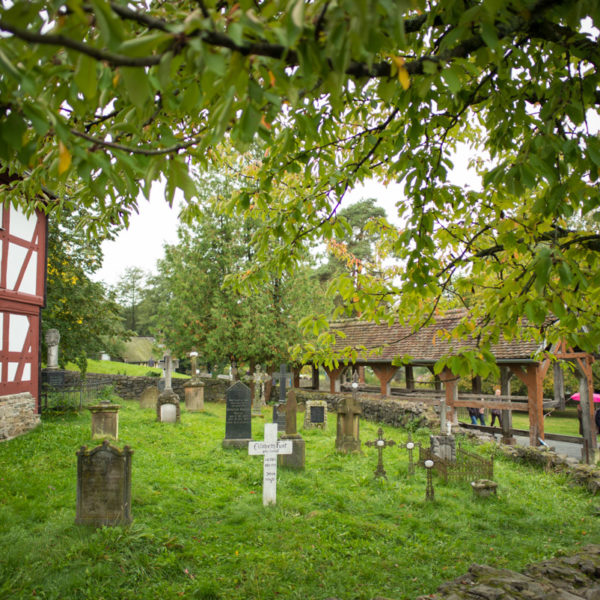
[43,210,126,373]
[114,266,148,333]
[3,1,600,373]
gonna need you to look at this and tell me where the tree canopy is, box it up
[3,0,600,373]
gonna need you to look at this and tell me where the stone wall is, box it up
[0,393,40,441]
[295,389,439,430]
[414,544,600,600]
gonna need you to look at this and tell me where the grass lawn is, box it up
[1,401,598,600]
[63,359,189,379]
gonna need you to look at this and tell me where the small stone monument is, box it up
[157,351,181,423]
[365,427,395,479]
[303,400,328,430]
[45,329,60,369]
[89,401,120,440]
[139,385,159,409]
[430,434,456,462]
[278,389,305,469]
[184,350,205,412]
[250,364,270,417]
[248,423,292,506]
[335,375,362,454]
[222,381,253,448]
[471,479,498,498]
[272,363,291,431]
[75,440,133,527]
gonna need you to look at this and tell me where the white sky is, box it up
[93,151,479,288]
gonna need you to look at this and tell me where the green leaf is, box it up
[480,21,500,51]
[121,67,153,110]
[74,54,97,100]
[442,67,461,94]
[238,104,261,143]
[534,246,552,292]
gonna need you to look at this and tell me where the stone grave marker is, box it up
[75,440,133,527]
[248,423,292,505]
[184,350,205,412]
[222,381,253,448]
[303,400,328,430]
[271,363,291,431]
[335,376,362,454]
[278,389,305,469]
[139,385,159,409]
[430,434,456,462]
[156,351,181,422]
[249,364,270,417]
[89,402,120,440]
[365,427,395,479]
[45,328,60,370]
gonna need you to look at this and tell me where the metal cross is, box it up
[424,459,435,501]
[398,433,421,476]
[365,427,395,479]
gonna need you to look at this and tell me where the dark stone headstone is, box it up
[311,406,325,424]
[223,381,252,448]
[43,369,66,388]
[75,441,133,527]
[272,404,286,432]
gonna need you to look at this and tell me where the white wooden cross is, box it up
[248,423,292,506]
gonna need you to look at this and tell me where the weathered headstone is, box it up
[365,427,395,479]
[222,381,253,448]
[303,400,328,430]
[272,363,291,430]
[160,403,177,423]
[89,402,120,440]
[335,378,362,454]
[45,328,60,370]
[278,389,305,469]
[430,434,456,462]
[248,423,292,505]
[139,385,159,409]
[75,440,133,527]
[249,364,270,417]
[184,350,205,412]
[157,351,181,422]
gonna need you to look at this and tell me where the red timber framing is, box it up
[0,202,48,411]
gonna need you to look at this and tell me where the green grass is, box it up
[64,359,189,379]
[1,402,598,600]
[512,407,580,437]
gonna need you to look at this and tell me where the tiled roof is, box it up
[330,309,545,364]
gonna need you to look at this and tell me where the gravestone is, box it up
[430,434,456,462]
[278,389,305,469]
[75,440,133,527]
[89,402,120,440]
[156,351,181,422]
[222,381,253,448]
[303,400,328,430]
[248,423,292,505]
[335,379,362,454]
[139,386,159,409]
[365,427,395,479]
[271,364,291,431]
[184,351,205,412]
[249,364,270,417]
[45,328,60,370]
[160,403,177,423]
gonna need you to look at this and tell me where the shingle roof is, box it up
[330,309,545,365]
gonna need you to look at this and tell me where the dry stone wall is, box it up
[294,389,439,430]
[0,392,40,441]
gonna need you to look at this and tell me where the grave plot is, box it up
[418,443,494,484]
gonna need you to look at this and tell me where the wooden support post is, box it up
[500,366,515,445]
[371,364,398,397]
[323,366,345,393]
[471,375,482,394]
[439,368,458,424]
[574,356,598,464]
[293,367,300,389]
[358,366,366,384]
[405,365,415,391]
[553,361,565,411]
[510,364,544,447]
[311,365,320,390]
[427,366,442,391]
